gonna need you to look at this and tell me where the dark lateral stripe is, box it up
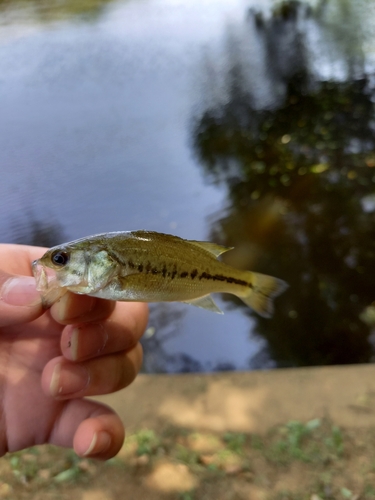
[130,261,250,287]
[199,271,250,287]
[136,262,162,274]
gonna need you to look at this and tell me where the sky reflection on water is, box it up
[1,0,375,372]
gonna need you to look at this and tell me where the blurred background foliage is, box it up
[193,0,375,367]
[0,0,116,22]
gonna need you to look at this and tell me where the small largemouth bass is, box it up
[32,230,287,317]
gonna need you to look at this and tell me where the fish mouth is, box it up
[32,259,60,290]
[32,259,49,292]
[32,259,66,308]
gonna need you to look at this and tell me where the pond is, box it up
[1,0,375,372]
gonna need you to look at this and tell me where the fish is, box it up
[32,230,288,317]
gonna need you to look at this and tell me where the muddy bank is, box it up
[95,364,375,434]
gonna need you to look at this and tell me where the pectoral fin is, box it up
[183,294,224,314]
[188,240,233,257]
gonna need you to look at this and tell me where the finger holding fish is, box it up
[42,342,143,400]
[60,301,148,362]
[41,291,147,397]
[50,292,116,325]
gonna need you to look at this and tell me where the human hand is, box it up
[0,244,148,460]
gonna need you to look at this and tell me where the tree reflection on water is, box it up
[0,0,115,23]
[193,0,375,367]
[8,212,67,248]
[141,304,205,373]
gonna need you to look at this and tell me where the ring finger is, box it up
[42,343,143,399]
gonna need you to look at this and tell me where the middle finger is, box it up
[61,302,148,362]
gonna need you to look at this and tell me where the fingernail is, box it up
[67,327,79,361]
[49,363,90,397]
[83,431,112,457]
[1,277,41,307]
[67,324,108,361]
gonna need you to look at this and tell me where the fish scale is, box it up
[32,230,288,317]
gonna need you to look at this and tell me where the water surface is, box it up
[1,0,375,371]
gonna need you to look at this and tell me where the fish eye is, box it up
[51,251,70,267]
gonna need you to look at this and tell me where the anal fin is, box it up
[183,294,224,314]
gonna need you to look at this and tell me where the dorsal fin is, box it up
[188,240,234,258]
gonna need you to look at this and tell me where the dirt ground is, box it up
[2,364,375,500]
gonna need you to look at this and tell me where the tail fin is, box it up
[239,272,288,318]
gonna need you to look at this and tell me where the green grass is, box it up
[132,429,160,456]
[223,432,246,454]
[8,446,91,485]
[3,418,375,499]
[363,484,375,498]
[179,492,195,500]
[265,419,344,466]
[175,445,200,465]
[271,492,305,500]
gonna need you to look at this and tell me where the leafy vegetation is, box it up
[193,0,375,368]
[2,419,375,498]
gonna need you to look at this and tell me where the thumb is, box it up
[0,271,43,327]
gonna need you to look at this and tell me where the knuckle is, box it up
[115,346,142,391]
